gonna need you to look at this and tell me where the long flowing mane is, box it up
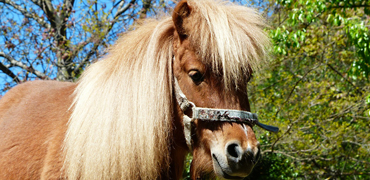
[64,19,175,179]
[63,0,269,179]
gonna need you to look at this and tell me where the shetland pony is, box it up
[0,0,270,179]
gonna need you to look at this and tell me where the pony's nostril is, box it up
[226,143,240,159]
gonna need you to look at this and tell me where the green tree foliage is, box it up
[247,0,370,179]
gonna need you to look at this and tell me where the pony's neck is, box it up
[165,97,190,179]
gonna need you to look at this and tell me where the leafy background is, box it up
[0,0,369,179]
[247,0,370,179]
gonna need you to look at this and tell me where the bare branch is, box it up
[0,0,51,29]
[35,0,56,27]
[275,63,322,117]
[355,116,370,120]
[73,0,136,75]
[0,62,21,83]
[330,5,370,9]
[59,0,75,31]
[114,0,136,19]
[326,63,363,94]
[139,0,152,19]
[29,0,42,8]
[107,0,123,18]
[0,52,48,79]
[73,43,100,75]
[63,0,75,15]
[262,150,334,162]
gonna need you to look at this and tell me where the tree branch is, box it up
[330,5,370,9]
[326,63,363,94]
[29,0,42,6]
[0,52,48,79]
[0,0,51,29]
[35,0,56,28]
[262,150,334,162]
[63,0,75,19]
[275,63,321,117]
[73,0,136,75]
[139,0,151,19]
[114,0,136,20]
[73,43,100,75]
[107,0,123,18]
[0,62,21,83]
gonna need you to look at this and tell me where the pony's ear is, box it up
[172,0,191,39]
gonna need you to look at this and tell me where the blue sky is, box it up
[0,0,267,95]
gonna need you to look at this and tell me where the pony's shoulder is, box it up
[16,80,75,90]
[4,80,75,96]
[0,80,76,113]
[0,80,75,179]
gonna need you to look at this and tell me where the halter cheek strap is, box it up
[174,78,279,151]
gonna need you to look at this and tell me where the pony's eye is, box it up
[189,70,204,84]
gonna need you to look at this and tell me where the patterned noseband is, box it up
[174,78,279,150]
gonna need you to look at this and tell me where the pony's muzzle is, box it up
[226,141,261,165]
[212,140,260,179]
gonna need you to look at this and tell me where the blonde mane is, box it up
[64,0,270,179]
[184,0,270,90]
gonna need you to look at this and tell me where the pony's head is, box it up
[64,0,272,179]
[172,0,270,179]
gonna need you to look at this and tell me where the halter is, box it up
[174,78,279,150]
